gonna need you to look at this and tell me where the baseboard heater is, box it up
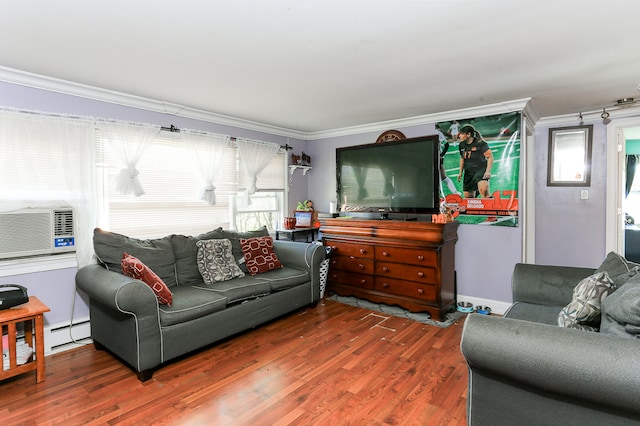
[43,317,91,355]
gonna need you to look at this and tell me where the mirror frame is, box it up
[547,124,593,187]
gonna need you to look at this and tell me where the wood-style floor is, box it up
[0,299,468,425]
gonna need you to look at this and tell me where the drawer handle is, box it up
[382,282,389,288]
[360,248,367,254]
[417,255,424,261]
[358,263,365,269]
[417,288,424,295]
[382,251,389,257]
[331,260,337,265]
[382,266,389,272]
[360,279,367,284]
[331,273,338,279]
[417,272,424,278]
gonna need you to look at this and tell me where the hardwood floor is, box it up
[0,299,468,425]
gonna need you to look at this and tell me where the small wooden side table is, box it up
[0,296,50,383]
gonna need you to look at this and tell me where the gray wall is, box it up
[534,121,608,267]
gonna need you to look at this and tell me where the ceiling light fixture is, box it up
[601,108,611,125]
[617,97,634,105]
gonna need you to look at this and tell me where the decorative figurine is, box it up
[301,152,311,166]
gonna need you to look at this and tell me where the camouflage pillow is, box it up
[558,271,615,332]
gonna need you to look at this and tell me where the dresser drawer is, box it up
[375,262,436,284]
[326,241,374,258]
[328,270,375,289]
[374,277,436,301]
[330,255,374,275]
[375,246,436,266]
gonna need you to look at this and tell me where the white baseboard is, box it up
[44,316,92,356]
[456,294,511,315]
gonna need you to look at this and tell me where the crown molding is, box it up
[305,98,535,140]
[1,66,540,141]
[0,66,309,140]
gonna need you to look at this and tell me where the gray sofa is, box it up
[461,253,640,425]
[76,227,325,381]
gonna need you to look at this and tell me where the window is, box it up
[0,109,97,268]
[232,191,284,232]
[96,131,286,239]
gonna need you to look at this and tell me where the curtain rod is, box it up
[161,124,293,150]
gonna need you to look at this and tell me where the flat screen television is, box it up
[336,135,440,217]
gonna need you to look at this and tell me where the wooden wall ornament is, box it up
[375,130,406,144]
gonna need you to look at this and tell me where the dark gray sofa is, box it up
[76,227,325,381]
[461,254,640,425]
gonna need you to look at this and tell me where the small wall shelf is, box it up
[289,165,312,176]
[289,165,312,185]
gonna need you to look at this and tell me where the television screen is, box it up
[336,135,440,215]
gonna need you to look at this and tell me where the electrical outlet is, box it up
[580,189,589,200]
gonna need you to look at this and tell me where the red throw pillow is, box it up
[240,236,283,275]
[121,252,173,306]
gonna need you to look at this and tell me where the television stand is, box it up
[320,218,458,321]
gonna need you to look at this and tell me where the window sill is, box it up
[0,253,78,277]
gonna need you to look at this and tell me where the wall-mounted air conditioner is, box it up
[0,208,75,259]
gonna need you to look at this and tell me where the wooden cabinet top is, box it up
[319,218,459,244]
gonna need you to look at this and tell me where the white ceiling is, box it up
[1,1,639,134]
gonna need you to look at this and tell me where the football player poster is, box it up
[436,111,521,226]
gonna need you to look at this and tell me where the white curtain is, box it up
[182,130,231,205]
[0,108,97,267]
[96,120,160,196]
[236,138,281,205]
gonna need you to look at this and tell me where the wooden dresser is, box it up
[320,218,459,321]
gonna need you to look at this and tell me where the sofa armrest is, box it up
[461,314,640,421]
[76,264,163,374]
[273,241,326,299]
[76,264,160,316]
[512,263,595,306]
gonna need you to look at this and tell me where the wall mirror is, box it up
[547,124,593,186]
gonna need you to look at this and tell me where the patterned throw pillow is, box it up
[121,252,173,306]
[558,271,615,331]
[240,236,283,275]
[196,239,245,284]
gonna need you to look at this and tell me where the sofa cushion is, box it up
[121,253,173,306]
[240,236,283,275]
[595,251,640,288]
[217,227,270,272]
[94,228,177,287]
[253,266,309,291]
[601,275,640,339]
[191,276,271,304]
[196,239,245,284]
[557,271,614,332]
[158,286,227,327]
[504,302,563,325]
[170,228,223,286]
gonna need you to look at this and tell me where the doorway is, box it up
[622,127,640,262]
[606,118,640,260]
